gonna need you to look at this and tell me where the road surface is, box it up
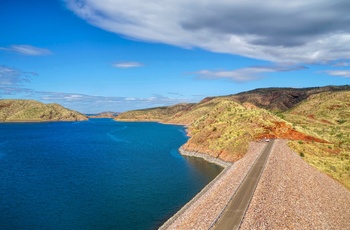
[212,140,274,230]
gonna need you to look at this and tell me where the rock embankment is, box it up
[160,142,266,230]
[179,147,232,168]
[240,139,350,229]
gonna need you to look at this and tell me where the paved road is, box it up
[212,140,275,230]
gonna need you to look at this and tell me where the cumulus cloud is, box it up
[194,65,307,82]
[65,0,350,64]
[0,45,52,56]
[322,70,350,78]
[112,62,143,68]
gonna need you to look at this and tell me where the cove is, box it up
[0,118,222,229]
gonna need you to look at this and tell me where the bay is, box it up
[0,119,222,229]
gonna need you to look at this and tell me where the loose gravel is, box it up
[240,139,350,229]
[161,139,350,229]
[161,142,266,230]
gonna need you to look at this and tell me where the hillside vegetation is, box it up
[284,91,350,189]
[0,99,88,122]
[116,85,350,189]
[230,85,350,112]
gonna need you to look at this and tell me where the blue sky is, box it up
[1,0,349,113]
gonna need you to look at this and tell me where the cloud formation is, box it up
[0,45,52,56]
[0,66,190,112]
[0,65,36,86]
[0,66,37,95]
[194,65,307,82]
[37,92,189,113]
[322,70,350,78]
[65,0,350,64]
[333,61,350,67]
[112,62,143,68]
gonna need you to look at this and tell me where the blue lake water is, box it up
[0,119,222,229]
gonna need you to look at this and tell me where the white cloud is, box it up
[0,45,52,56]
[65,0,350,64]
[0,65,35,86]
[0,66,192,113]
[333,61,350,67]
[112,62,143,68]
[322,70,350,78]
[194,65,307,82]
[0,66,37,96]
[36,92,191,113]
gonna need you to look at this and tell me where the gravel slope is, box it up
[240,139,350,229]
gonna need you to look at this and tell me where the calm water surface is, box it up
[0,119,222,229]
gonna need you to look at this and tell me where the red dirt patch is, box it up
[255,122,328,143]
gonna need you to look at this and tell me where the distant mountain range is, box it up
[87,112,120,118]
[116,85,350,189]
[0,99,88,122]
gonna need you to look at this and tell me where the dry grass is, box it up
[0,99,87,121]
[116,89,350,189]
[285,91,350,189]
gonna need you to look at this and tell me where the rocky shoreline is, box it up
[179,147,232,168]
[160,142,266,229]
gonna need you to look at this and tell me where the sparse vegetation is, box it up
[117,86,350,189]
[0,99,87,122]
[285,91,350,189]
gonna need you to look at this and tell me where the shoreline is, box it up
[0,119,87,123]
[160,142,266,229]
[159,147,232,230]
[179,146,232,168]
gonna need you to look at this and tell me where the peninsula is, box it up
[0,99,88,122]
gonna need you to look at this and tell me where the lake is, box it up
[0,119,222,229]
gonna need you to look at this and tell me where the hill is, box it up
[0,99,88,122]
[116,103,195,122]
[117,86,350,124]
[116,86,350,189]
[181,100,325,161]
[229,85,350,112]
[284,91,350,188]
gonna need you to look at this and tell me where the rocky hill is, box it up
[116,86,350,189]
[229,85,350,112]
[116,103,195,122]
[0,99,88,122]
